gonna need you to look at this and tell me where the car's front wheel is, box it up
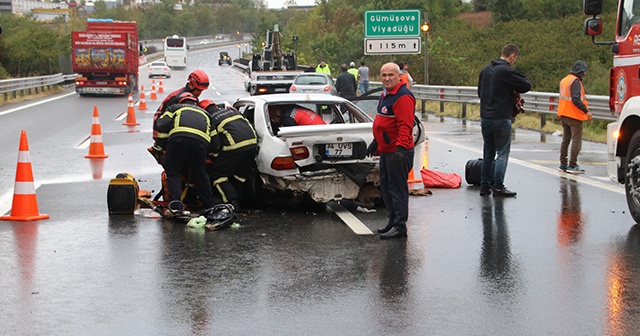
[625,129,640,223]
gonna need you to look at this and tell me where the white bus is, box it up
[164,35,188,68]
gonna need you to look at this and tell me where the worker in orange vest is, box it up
[558,60,592,174]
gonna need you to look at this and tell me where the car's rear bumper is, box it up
[261,167,379,203]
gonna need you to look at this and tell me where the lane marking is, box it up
[429,135,625,195]
[327,202,374,235]
[0,92,76,116]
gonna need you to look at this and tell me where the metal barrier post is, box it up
[462,102,467,119]
[540,114,546,128]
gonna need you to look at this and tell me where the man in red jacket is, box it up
[367,62,415,239]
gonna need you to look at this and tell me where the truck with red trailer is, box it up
[585,0,640,222]
[72,19,139,96]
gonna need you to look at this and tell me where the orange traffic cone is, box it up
[407,167,422,184]
[123,94,140,126]
[0,130,50,221]
[138,85,147,111]
[85,105,109,159]
[150,80,158,100]
[158,78,165,93]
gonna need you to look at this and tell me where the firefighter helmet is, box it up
[188,70,210,90]
[198,99,216,110]
[178,92,198,104]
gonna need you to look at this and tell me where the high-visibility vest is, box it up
[400,72,411,89]
[316,64,331,75]
[347,68,358,79]
[558,74,588,121]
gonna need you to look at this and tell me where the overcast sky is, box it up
[265,0,317,9]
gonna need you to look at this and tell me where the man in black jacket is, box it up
[335,63,357,98]
[477,44,532,197]
[154,92,216,212]
[199,100,258,211]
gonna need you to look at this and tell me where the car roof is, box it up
[150,62,167,66]
[237,93,349,104]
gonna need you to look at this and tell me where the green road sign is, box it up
[365,9,421,38]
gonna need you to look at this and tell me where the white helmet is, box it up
[350,62,355,67]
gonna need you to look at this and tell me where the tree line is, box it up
[0,0,618,96]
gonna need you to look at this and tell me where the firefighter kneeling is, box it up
[199,99,258,212]
[155,92,217,216]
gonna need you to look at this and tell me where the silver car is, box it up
[147,61,172,78]
[289,73,337,95]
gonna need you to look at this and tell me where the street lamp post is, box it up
[292,33,299,61]
[421,13,430,85]
[238,44,241,59]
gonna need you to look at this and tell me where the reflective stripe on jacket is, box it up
[209,108,258,152]
[155,104,212,144]
[558,74,588,121]
[152,86,190,141]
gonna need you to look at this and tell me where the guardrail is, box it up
[0,73,76,101]
[406,84,616,122]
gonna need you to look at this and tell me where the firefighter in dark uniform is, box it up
[154,92,216,212]
[149,70,210,164]
[199,100,258,211]
[367,62,415,239]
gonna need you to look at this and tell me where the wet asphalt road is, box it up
[1,49,640,335]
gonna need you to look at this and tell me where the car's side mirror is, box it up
[584,17,603,36]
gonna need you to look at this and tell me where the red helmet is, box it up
[188,70,209,90]
[198,99,216,110]
[178,92,198,104]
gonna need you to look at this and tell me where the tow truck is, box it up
[246,24,304,95]
[585,0,640,222]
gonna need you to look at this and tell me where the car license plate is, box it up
[274,88,287,92]
[325,143,353,157]
[96,81,108,84]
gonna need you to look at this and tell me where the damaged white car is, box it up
[233,94,382,206]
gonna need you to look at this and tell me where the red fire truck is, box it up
[72,19,139,96]
[585,0,640,222]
